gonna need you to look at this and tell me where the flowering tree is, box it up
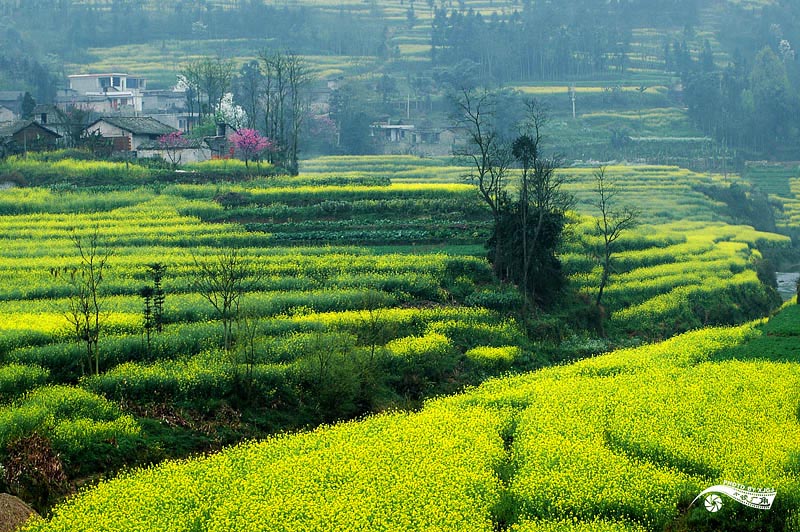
[229,128,273,167]
[157,131,189,168]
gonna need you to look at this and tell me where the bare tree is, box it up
[452,88,513,278]
[260,50,289,160]
[259,50,313,174]
[286,52,312,175]
[235,60,265,130]
[593,167,639,308]
[183,57,234,119]
[50,228,110,375]
[192,247,260,353]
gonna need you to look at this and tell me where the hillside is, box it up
[0,154,789,515]
[21,303,800,532]
[3,0,800,163]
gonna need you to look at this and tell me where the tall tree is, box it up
[259,50,313,174]
[491,100,571,311]
[182,57,234,119]
[747,47,793,151]
[286,52,312,175]
[592,167,638,309]
[452,88,512,279]
[20,92,36,119]
[234,60,265,130]
[329,83,377,155]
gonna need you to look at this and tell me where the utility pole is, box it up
[569,85,576,119]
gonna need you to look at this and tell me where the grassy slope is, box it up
[23,303,800,531]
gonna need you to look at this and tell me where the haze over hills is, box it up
[0,0,799,165]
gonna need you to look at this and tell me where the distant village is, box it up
[0,72,458,164]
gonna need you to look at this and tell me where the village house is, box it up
[137,137,212,164]
[370,120,458,156]
[0,91,23,117]
[136,122,236,164]
[141,89,199,132]
[0,119,62,152]
[84,116,176,152]
[66,73,147,113]
[0,104,16,123]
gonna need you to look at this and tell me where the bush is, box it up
[466,287,524,312]
[426,319,525,351]
[0,365,49,404]
[385,333,459,399]
[292,332,362,421]
[464,346,519,372]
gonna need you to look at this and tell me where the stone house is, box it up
[84,116,176,152]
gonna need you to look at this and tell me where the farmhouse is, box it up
[371,121,415,143]
[84,116,176,152]
[137,137,212,164]
[0,119,62,152]
[0,104,15,122]
[0,91,23,116]
[370,120,458,156]
[67,73,147,113]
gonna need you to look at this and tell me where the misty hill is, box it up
[1,0,799,162]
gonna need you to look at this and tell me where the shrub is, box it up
[385,333,459,398]
[0,365,49,404]
[464,346,519,372]
[466,287,525,312]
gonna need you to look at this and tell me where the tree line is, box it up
[181,51,313,175]
[431,0,700,84]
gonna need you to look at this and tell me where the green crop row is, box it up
[24,308,800,531]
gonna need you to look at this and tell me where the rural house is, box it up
[137,137,212,164]
[67,73,147,113]
[0,119,62,152]
[0,104,16,123]
[0,91,23,116]
[84,116,176,152]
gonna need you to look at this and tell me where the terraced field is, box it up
[0,158,788,507]
[22,302,800,532]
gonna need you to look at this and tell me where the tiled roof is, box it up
[0,91,23,101]
[0,120,61,138]
[93,116,176,136]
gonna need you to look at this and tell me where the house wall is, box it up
[0,106,15,122]
[70,75,135,92]
[12,126,58,151]
[138,147,211,164]
[88,121,128,140]
[86,121,136,150]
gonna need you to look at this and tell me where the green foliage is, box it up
[0,365,49,404]
[0,158,789,517]
[0,386,140,477]
[22,309,800,532]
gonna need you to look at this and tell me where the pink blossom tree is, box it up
[228,128,273,167]
[157,131,189,168]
